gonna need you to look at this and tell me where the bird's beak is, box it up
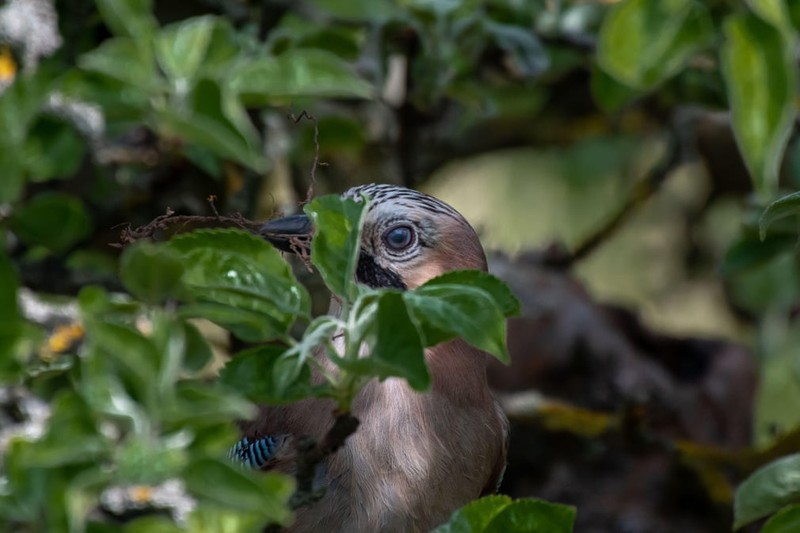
[259,214,313,254]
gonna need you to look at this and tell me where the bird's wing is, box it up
[229,435,287,470]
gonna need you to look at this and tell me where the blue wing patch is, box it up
[229,435,281,469]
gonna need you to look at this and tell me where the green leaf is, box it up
[422,270,520,317]
[182,321,215,373]
[484,499,576,532]
[722,13,797,199]
[590,64,640,114]
[156,16,216,82]
[346,291,429,390]
[182,458,293,524]
[231,49,373,104]
[11,192,91,253]
[272,316,338,395]
[79,37,158,91]
[760,191,800,239]
[734,453,800,528]
[166,229,309,342]
[722,233,796,274]
[16,392,107,468]
[165,382,255,427]
[219,345,329,404]
[22,116,86,182]
[0,250,23,379]
[95,0,157,39]
[431,494,512,532]
[119,242,185,303]
[404,282,510,364]
[305,194,367,300]
[763,504,800,533]
[157,78,266,172]
[597,0,713,89]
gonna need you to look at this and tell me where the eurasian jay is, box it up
[232,184,509,532]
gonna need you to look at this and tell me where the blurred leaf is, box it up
[763,504,800,533]
[722,13,797,199]
[231,49,373,104]
[346,291,429,390]
[219,345,330,404]
[598,0,713,89]
[432,495,512,532]
[96,0,157,39]
[181,321,214,373]
[305,194,367,300]
[312,0,396,21]
[591,64,640,114]
[166,229,310,342]
[760,191,800,239]
[79,38,158,90]
[485,21,549,77]
[17,392,107,468]
[166,382,255,427]
[734,453,800,528]
[22,116,86,181]
[404,279,510,363]
[182,458,293,524]
[11,192,91,253]
[722,233,796,275]
[156,16,216,82]
[119,242,185,304]
[749,0,793,32]
[121,516,183,533]
[0,250,23,379]
[0,71,54,201]
[484,499,576,532]
[158,78,266,172]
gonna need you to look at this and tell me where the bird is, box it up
[234,183,509,533]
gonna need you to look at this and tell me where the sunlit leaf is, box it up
[305,195,367,300]
[231,49,373,104]
[79,38,159,91]
[722,13,797,198]
[734,453,800,528]
[156,16,217,82]
[431,494,512,532]
[484,499,576,532]
[597,0,713,89]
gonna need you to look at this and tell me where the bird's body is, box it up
[242,184,508,532]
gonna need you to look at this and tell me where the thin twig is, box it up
[289,110,327,203]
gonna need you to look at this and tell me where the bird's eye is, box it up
[383,225,414,251]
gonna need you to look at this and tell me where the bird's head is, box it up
[260,184,486,290]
